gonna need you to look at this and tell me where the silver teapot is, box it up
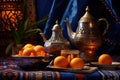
[40,20,70,57]
[65,6,109,61]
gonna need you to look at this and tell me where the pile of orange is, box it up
[98,54,112,65]
[53,55,84,68]
[17,44,48,57]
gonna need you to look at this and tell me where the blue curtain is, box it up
[36,0,120,55]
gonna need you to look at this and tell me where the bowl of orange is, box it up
[11,44,53,70]
[12,55,53,70]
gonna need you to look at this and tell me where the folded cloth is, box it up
[85,71,102,80]
[0,68,85,80]
[98,70,120,80]
[60,72,85,80]
[85,70,120,80]
[0,69,60,80]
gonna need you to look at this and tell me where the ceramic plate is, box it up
[90,62,120,70]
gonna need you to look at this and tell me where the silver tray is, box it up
[47,61,98,73]
[90,62,120,70]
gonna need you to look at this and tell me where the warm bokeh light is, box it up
[2,10,22,30]
[0,0,23,30]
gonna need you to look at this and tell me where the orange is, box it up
[18,50,23,56]
[36,51,46,56]
[22,48,35,56]
[98,54,112,65]
[70,57,84,68]
[23,44,34,49]
[67,54,74,63]
[30,52,36,57]
[34,45,45,52]
[53,56,69,68]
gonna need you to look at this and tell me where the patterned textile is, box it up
[0,68,60,80]
[0,58,85,80]
[0,68,84,80]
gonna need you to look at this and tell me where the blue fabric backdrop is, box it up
[36,0,120,55]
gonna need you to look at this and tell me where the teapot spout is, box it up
[39,33,47,42]
[64,19,76,41]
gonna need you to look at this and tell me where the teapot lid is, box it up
[52,20,62,31]
[80,6,95,22]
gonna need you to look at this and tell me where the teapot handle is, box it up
[98,18,109,36]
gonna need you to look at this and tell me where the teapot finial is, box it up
[80,6,94,22]
[56,20,59,24]
[86,6,89,12]
[52,20,61,31]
